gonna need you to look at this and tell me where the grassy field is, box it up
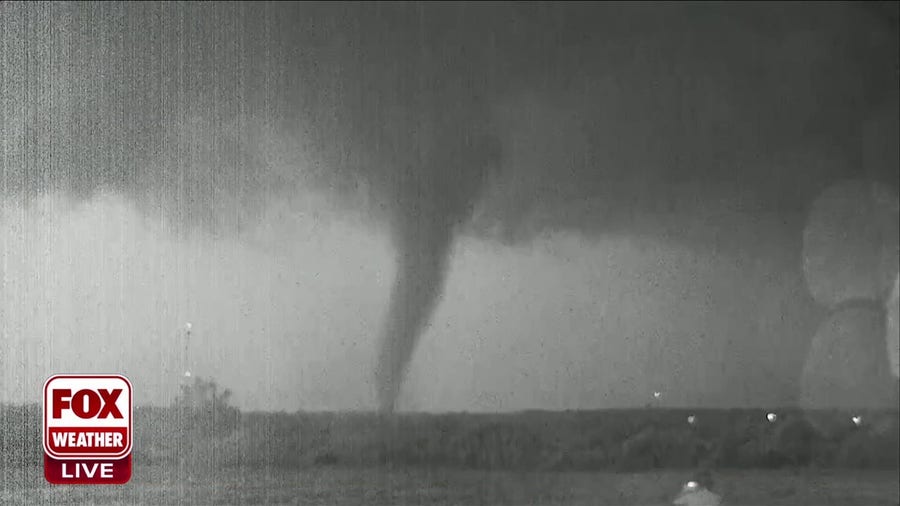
[1,465,897,505]
[3,403,898,504]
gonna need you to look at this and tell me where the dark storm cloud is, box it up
[5,3,896,220]
[2,2,897,410]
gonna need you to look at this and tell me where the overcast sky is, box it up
[1,2,897,411]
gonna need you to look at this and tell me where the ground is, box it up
[2,465,897,505]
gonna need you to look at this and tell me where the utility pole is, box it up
[178,321,195,483]
[182,322,193,389]
[184,322,192,374]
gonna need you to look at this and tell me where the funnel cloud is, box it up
[376,123,501,411]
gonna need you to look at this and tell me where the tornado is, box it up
[375,205,455,413]
[374,116,501,413]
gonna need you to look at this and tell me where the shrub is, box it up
[166,376,244,472]
[836,426,900,469]
[768,416,822,467]
[173,376,241,439]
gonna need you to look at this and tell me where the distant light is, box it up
[687,415,696,425]
[184,371,192,378]
[653,391,661,399]
[851,415,863,426]
[185,322,193,331]
[679,480,722,505]
[766,412,777,423]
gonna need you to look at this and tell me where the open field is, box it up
[1,465,898,505]
[4,404,897,503]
